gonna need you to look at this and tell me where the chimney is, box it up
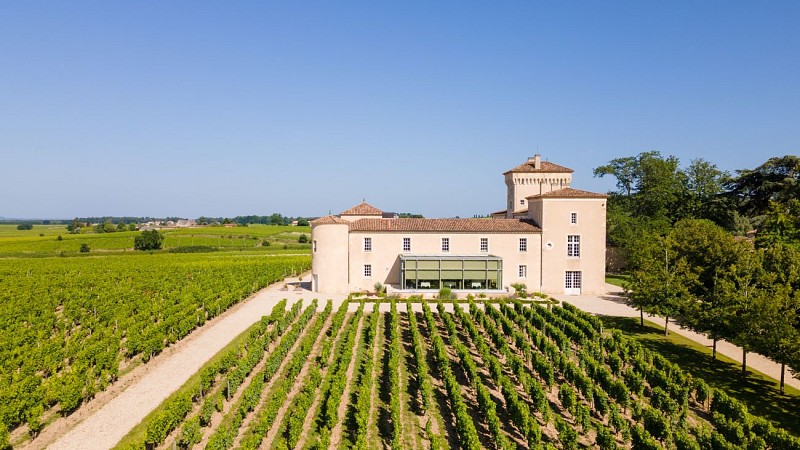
[532,153,541,169]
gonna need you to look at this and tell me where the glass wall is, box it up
[400,256,502,290]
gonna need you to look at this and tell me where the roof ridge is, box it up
[526,187,607,199]
[341,201,384,216]
[349,217,541,233]
[503,159,573,174]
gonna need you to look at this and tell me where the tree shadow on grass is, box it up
[600,316,800,437]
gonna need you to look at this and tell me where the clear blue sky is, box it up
[2,2,798,219]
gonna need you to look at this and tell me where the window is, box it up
[519,237,527,252]
[364,237,372,252]
[570,212,578,225]
[364,264,372,278]
[313,240,317,252]
[520,199,525,205]
[480,237,488,252]
[441,237,450,252]
[567,235,581,257]
[403,237,411,252]
[519,265,527,278]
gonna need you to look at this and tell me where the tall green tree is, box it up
[715,247,765,376]
[679,159,735,227]
[669,219,742,359]
[727,155,800,217]
[756,199,800,249]
[625,231,695,334]
[758,245,800,393]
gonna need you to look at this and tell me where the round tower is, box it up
[310,216,350,294]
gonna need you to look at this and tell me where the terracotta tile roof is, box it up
[340,202,383,216]
[310,215,350,225]
[503,159,573,175]
[491,209,508,215]
[349,218,541,233]
[526,188,608,199]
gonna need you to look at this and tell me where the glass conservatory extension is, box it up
[400,255,503,290]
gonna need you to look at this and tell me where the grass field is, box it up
[604,273,630,288]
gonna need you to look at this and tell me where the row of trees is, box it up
[626,219,800,392]
[597,152,800,392]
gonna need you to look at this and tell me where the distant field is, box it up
[0,225,311,256]
[0,224,69,237]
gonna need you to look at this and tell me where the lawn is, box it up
[604,273,630,288]
[600,316,800,437]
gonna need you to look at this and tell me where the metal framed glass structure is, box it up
[400,255,503,290]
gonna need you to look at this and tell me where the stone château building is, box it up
[310,155,607,296]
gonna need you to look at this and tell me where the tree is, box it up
[679,159,735,228]
[756,199,800,249]
[67,218,82,233]
[594,151,688,256]
[715,247,765,376]
[297,218,310,226]
[134,230,164,251]
[755,245,800,393]
[726,155,800,217]
[626,231,694,334]
[96,219,116,233]
[670,220,742,359]
[298,234,308,243]
[594,156,638,198]
[16,223,33,230]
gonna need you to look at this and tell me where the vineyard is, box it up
[0,224,311,256]
[122,298,800,450]
[0,253,311,441]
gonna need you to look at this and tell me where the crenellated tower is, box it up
[502,154,573,218]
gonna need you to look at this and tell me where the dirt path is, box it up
[41,278,313,450]
[328,311,367,449]
[257,312,333,449]
[292,312,352,450]
[365,311,383,448]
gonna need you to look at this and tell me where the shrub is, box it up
[16,223,33,230]
[511,283,528,298]
[438,287,456,300]
[79,243,90,253]
[297,234,308,243]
